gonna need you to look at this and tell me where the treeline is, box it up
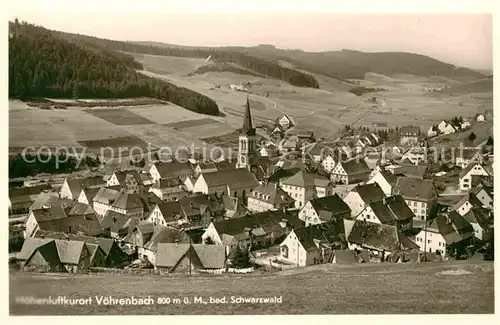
[9,154,81,178]
[349,86,387,96]
[8,20,220,116]
[50,30,320,88]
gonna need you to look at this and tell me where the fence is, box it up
[227,267,254,274]
[270,260,296,270]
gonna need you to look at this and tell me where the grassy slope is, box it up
[9,261,494,315]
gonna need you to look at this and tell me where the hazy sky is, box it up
[8,10,493,70]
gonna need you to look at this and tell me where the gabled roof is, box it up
[9,184,52,199]
[155,243,191,268]
[113,170,141,185]
[79,187,101,202]
[309,195,351,220]
[281,170,326,187]
[193,245,226,269]
[200,169,259,190]
[17,237,56,260]
[378,170,399,186]
[33,230,117,257]
[152,177,182,189]
[333,250,358,264]
[68,202,95,216]
[251,182,294,205]
[400,126,421,136]
[268,167,301,183]
[428,212,474,244]
[459,162,489,179]
[368,195,414,224]
[65,176,106,199]
[93,187,121,205]
[348,220,418,251]
[155,201,183,222]
[458,148,482,160]
[143,226,191,252]
[100,210,130,232]
[394,177,435,201]
[212,210,303,237]
[30,192,72,211]
[37,213,103,237]
[111,193,146,211]
[293,220,346,251]
[134,221,155,235]
[179,194,225,218]
[54,239,85,265]
[352,183,386,204]
[154,161,194,179]
[196,162,218,172]
[395,164,427,179]
[32,204,69,223]
[341,159,371,175]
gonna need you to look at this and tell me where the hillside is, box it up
[8,21,219,116]
[44,31,320,89]
[438,77,493,95]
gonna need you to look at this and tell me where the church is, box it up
[235,96,258,170]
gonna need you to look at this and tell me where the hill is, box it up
[8,20,219,116]
[438,77,493,95]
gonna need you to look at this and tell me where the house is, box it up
[259,145,278,158]
[437,121,456,135]
[280,170,330,208]
[470,182,493,209]
[147,161,195,182]
[298,195,351,227]
[34,230,128,267]
[462,207,493,241]
[155,243,226,274]
[100,210,134,239]
[414,212,474,258]
[366,170,398,197]
[455,148,483,169]
[393,177,437,223]
[279,220,347,267]
[124,225,192,264]
[277,114,294,130]
[192,169,259,201]
[247,182,295,213]
[201,210,304,254]
[395,164,428,179]
[148,177,189,202]
[59,176,106,200]
[76,187,101,205]
[460,120,471,129]
[347,220,419,261]
[9,184,53,215]
[459,162,490,191]
[178,194,227,228]
[92,187,121,217]
[183,176,196,192]
[107,170,143,194]
[330,159,371,185]
[194,162,218,176]
[17,238,65,272]
[400,146,427,165]
[297,131,315,146]
[354,195,415,230]
[399,126,421,146]
[427,126,438,138]
[476,114,485,122]
[109,192,148,220]
[54,239,91,273]
[343,183,386,218]
[282,137,299,151]
[450,194,481,217]
[146,201,184,228]
[321,154,337,174]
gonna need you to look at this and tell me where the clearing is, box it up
[9,261,493,315]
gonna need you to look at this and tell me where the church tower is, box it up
[235,96,257,170]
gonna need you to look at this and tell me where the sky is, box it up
[7,3,493,70]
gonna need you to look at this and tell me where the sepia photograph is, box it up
[6,0,495,318]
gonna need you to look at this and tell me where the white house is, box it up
[459,163,490,191]
[393,177,437,222]
[247,182,294,213]
[277,115,294,130]
[59,176,105,200]
[366,170,398,197]
[330,160,371,185]
[298,194,351,227]
[146,202,184,228]
[192,169,259,201]
[148,178,188,202]
[455,149,483,169]
[321,155,337,174]
[184,176,196,193]
[437,121,456,135]
[476,114,485,122]
[279,229,308,267]
[427,126,438,138]
[354,195,414,230]
[400,146,427,165]
[399,126,421,146]
[470,182,493,209]
[92,188,121,217]
[280,170,331,208]
[343,183,386,218]
[462,207,493,240]
[460,120,471,129]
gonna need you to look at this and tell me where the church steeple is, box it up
[242,96,256,136]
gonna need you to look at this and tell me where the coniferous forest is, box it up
[8,21,220,116]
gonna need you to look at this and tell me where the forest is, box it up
[8,21,220,116]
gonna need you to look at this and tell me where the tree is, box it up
[232,245,252,268]
[204,236,215,245]
[486,136,493,146]
[468,132,477,142]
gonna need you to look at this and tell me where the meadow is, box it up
[9,261,494,315]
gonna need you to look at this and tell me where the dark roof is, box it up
[193,245,226,269]
[135,221,155,235]
[155,162,194,179]
[397,165,427,179]
[379,170,399,186]
[268,167,300,183]
[155,243,191,268]
[212,210,304,237]
[68,202,95,216]
[155,244,226,269]
[353,183,386,204]
[30,193,74,211]
[80,187,101,202]
[394,177,436,201]
[309,195,351,221]
[333,250,358,264]
[55,239,85,265]
[214,159,238,172]
[241,97,256,136]
[37,213,103,237]
[33,230,117,257]
[66,176,106,199]
[459,162,489,179]
[201,169,259,190]
[179,194,225,218]
[93,187,121,205]
[400,126,421,136]
[281,170,327,187]
[250,182,294,205]
[100,210,130,232]
[196,162,218,172]
[348,220,418,251]
[111,193,146,211]
[9,184,52,198]
[32,204,69,223]
[153,177,182,189]
[143,226,191,251]
[341,159,371,175]
[156,201,183,222]
[293,220,346,251]
[383,195,415,221]
[17,238,56,260]
[114,170,141,185]
[428,212,474,244]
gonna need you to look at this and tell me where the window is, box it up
[421,209,425,215]
[413,209,417,213]
[427,240,431,244]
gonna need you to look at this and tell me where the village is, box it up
[9,97,494,275]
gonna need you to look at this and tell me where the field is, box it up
[9,53,493,158]
[9,261,494,315]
